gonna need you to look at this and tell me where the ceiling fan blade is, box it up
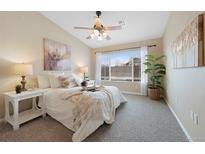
[74,27,94,30]
[105,35,111,40]
[104,25,122,31]
[86,35,91,39]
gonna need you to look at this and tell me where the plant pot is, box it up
[15,85,22,94]
[16,89,21,94]
[148,88,160,100]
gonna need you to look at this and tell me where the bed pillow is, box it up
[59,75,78,88]
[48,74,62,88]
[72,73,83,86]
[37,75,51,89]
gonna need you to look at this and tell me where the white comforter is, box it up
[41,86,126,142]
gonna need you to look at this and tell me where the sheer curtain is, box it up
[140,46,148,96]
[95,52,102,85]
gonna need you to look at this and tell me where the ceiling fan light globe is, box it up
[102,32,107,38]
[90,33,95,39]
[94,29,99,36]
[97,36,103,41]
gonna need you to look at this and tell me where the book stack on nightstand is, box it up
[4,89,47,130]
[82,85,102,92]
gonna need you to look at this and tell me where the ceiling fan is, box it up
[74,11,124,41]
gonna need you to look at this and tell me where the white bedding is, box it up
[40,86,126,141]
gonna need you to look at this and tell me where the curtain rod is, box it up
[94,44,157,54]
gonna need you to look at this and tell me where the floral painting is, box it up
[44,38,71,71]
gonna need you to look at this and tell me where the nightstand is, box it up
[4,89,47,130]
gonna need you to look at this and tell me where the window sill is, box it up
[101,80,141,84]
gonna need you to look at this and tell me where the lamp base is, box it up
[21,76,27,91]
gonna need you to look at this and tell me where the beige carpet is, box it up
[0,94,188,142]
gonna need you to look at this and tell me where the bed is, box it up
[39,86,126,142]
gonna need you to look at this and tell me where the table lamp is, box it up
[80,66,88,80]
[14,63,33,91]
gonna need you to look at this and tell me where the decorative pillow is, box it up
[58,76,69,87]
[37,75,51,89]
[72,73,83,86]
[59,75,78,88]
[67,80,78,88]
[48,74,62,88]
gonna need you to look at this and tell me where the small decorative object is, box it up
[81,80,88,87]
[14,63,33,91]
[15,85,22,94]
[87,80,95,87]
[44,38,71,71]
[171,13,205,68]
[144,55,166,100]
[86,86,96,92]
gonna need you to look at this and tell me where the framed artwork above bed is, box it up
[44,38,71,71]
[171,13,205,69]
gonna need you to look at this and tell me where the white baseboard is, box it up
[163,97,193,142]
[122,91,141,95]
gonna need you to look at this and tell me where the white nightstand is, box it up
[4,89,47,130]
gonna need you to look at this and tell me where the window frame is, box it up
[100,49,141,82]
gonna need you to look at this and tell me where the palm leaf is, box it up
[145,55,155,59]
[156,70,166,75]
[154,64,166,69]
[143,62,152,66]
[143,54,166,89]
[144,68,152,73]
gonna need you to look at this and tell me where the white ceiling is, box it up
[40,11,169,48]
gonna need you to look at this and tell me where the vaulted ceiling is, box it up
[40,11,169,48]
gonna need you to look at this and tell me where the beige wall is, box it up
[0,12,91,119]
[91,38,163,93]
[163,11,205,141]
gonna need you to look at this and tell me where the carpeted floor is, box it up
[0,94,188,142]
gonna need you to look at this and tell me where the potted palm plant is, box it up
[143,55,166,100]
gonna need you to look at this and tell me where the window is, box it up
[133,53,141,81]
[101,54,110,80]
[101,49,141,82]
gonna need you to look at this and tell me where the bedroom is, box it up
[0,0,205,151]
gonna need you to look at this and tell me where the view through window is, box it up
[101,49,141,82]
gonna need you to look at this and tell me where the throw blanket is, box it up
[61,86,125,141]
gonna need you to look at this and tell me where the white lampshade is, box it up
[15,63,33,76]
[78,66,88,74]
[84,66,88,73]
[93,29,100,36]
